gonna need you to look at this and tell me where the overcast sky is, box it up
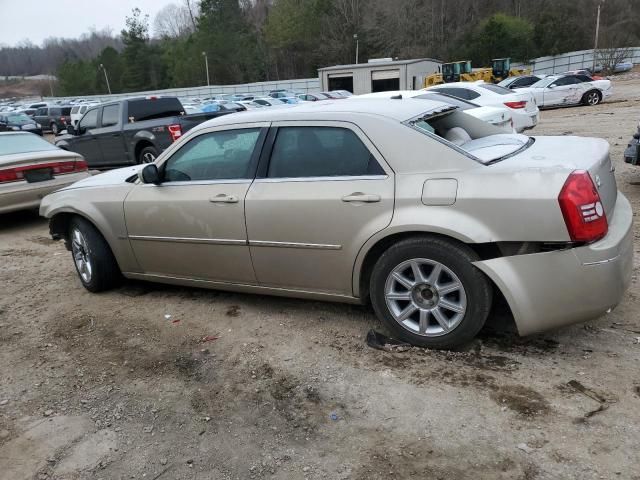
[0,0,176,47]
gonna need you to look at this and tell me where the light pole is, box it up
[353,34,359,64]
[202,52,210,87]
[99,64,111,95]
[592,0,604,71]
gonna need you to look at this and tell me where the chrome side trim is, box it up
[122,271,362,304]
[254,175,388,183]
[249,240,342,250]
[128,235,247,246]
[143,179,252,187]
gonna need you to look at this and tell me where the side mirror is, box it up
[66,125,75,135]
[548,84,555,89]
[140,164,161,185]
[633,132,640,140]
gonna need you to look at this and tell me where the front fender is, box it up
[40,186,141,273]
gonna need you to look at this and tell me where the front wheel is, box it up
[138,146,158,164]
[69,217,121,292]
[370,236,492,349]
[583,90,602,106]
[51,123,59,135]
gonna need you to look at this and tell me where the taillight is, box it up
[0,159,88,184]
[558,170,608,242]
[168,124,182,142]
[504,101,527,109]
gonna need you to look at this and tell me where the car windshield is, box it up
[478,84,512,95]
[6,113,32,124]
[1,134,58,155]
[408,109,531,164]
[268,98,286,105]
[414,93,475,110]
[530,76,557,88]
[497,77,517,87]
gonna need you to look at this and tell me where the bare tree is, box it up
[153,1,198,38]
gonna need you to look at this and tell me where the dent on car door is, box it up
[245,123,394,296]
[123,124,269,283]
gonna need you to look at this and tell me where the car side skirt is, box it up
[123,272,364,305]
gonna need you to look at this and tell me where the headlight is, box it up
[11,126,19,131]
[36,123,42,128]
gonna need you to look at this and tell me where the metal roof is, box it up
[318,58,442,71]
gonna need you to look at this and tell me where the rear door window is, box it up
[267,126,385,178]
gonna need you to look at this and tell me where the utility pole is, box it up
[202,52,210,86]
[99,64,112,95]
[354,34,359,64]
[592,0,604,71]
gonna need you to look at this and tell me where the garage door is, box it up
[371,70,400,81]
[371,70,400,93]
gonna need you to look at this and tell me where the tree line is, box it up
[1,0,638,96]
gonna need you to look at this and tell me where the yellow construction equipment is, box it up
[423,58,531,87]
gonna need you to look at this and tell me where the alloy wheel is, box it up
[71,228,93,284]
[142,152,156,163]
[587,92,600,105]
[384,258,467,337]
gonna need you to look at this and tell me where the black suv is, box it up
[34,106,72,135]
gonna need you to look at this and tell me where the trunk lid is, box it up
[493,135,617,218]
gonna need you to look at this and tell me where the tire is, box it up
[68,217,121,293]
[51,123,59,135]
[370,236,492,349]
[138,145,158,164]
[582,90,602,106]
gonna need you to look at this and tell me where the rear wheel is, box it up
[370,236,492,349]
[50,122,59,135]
[583,90,602,106]
[138,145,158,164]
[69,217,121,292]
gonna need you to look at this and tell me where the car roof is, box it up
[192,98,454,132]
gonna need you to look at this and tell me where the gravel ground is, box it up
[1,80,640,480]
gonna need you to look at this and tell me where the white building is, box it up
[318,58,442,95]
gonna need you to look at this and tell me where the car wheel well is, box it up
[134,140,154,163]
[582,89,602,102]
[358,231,515,328]
[50,213,110,253]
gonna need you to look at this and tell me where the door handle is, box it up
[341,192,381,203]
[209,194,239,203]
[111,133,120,137]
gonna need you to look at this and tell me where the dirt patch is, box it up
[226,305,241,317]
[28,235,57,246]
[490,385,551,417]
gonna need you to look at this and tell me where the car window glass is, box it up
[36,108,47,116]
[79,108,99,130]
[164,128,261,182]
[128,98,184,122]
[267,126,385,178]
[50,108,61,116]
[478,84,511,95]
[71,106,79,114]
[101,105,119,127]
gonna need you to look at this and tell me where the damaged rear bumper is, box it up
[473,193,633,336]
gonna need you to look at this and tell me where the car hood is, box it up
[60,165,142,191]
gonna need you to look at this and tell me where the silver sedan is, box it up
[39,99,633,349]
[1,132,90,214]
